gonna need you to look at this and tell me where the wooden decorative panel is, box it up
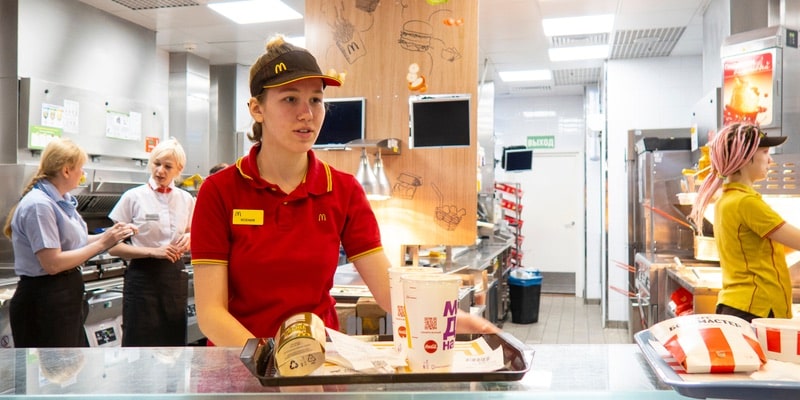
[305,0,479,261]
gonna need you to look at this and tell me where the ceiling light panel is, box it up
[548,45,609,62]
[542,14,614,37]
[498,69,553,82]
[208,0,302,24]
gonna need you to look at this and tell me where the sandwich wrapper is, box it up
[648,314,766,373]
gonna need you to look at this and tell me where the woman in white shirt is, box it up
[108,138,195,346]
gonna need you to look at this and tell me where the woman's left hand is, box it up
[172,232,191,253]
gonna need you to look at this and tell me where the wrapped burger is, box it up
[648,314,766,373]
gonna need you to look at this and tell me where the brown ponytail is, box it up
[3,173,46,238]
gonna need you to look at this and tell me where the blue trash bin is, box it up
[508,269,542,324]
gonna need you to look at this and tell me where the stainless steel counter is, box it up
[0,344,693,399]
[423,236,515,273]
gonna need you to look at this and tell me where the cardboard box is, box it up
[356,297,386,335]
[334,303,357,334]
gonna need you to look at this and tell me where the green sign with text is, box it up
[527,135,555,149]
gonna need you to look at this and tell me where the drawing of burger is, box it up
[399,20,433,52]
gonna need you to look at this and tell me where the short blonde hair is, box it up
[149,138,186,172]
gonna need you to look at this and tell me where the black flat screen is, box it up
[504,148,533,171]
[409,95,471,148]
[315,97,365,148]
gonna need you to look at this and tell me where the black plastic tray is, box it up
[239,332,533,386]
[634,330,800,400]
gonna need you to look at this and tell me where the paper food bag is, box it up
[649,314,766,373]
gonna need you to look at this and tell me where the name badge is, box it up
[232,209,264,225]
[144,213,159,221]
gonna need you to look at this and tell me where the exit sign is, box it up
[527,135,555,149]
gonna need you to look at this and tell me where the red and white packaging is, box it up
[649,314,766,373]
[751,318,800,364]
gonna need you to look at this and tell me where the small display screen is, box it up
[315,97,365,148]
[409,94,471,148]
[94,327,117,345]
[504,148,533,171]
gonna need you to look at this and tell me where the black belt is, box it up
[20,266,81,280]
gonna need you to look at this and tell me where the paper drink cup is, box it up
[402,274,461,372]
[388,266,442,354]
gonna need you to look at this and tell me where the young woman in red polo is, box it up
[190,35,497,347]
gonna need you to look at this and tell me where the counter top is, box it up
[667,266,722,295]
[332,237,514,295]
[0,344,694,399]
[417,236,515,273]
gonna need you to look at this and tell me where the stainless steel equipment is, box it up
[632,135,693,261]
[0,283,14,349]
[626,129,692,267]
[84,277,124,347]
[631,252,720,340]
[186,267,204,344]
[629,252,672,341]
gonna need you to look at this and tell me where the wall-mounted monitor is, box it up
[314,97,365,149]
[503,147,533,172]
[408,94,471,149]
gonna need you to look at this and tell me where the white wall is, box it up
[494,95,585,156]
[494,94,591,295]
[18,0,163,108]
[605,55,702,322]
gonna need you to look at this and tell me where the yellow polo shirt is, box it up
[714,182,793,318]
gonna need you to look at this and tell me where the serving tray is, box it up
[634,330,800,400]
[239,332,533,386]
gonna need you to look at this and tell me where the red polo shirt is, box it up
[191,143,383,338]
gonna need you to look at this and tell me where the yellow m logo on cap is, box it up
[274,62,287,74]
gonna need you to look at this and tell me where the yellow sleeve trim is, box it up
[190,258,229,266]
[347,247,383,261]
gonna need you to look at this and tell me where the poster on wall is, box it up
[28,125,62,150]
[40,103,64,129]
[105,110,142,141]
[722,48,777,127]
[62,99,80,134]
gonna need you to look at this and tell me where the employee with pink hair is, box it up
[690,122,796,322]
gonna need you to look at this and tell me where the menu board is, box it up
[722,48,779,128]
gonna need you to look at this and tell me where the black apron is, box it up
[122,258,188,346]
[10,268,88,347]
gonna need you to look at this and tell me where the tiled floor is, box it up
[501,294,631,344]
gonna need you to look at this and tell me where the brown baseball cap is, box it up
[249,44,341,96]
[758,131,787,147]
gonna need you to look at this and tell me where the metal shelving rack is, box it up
[495,182,524,268]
